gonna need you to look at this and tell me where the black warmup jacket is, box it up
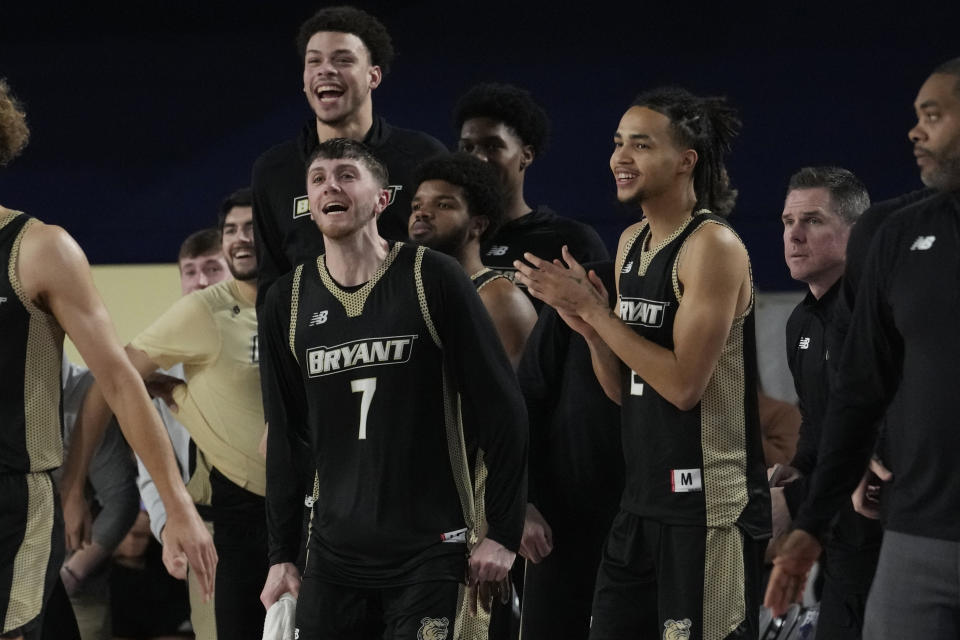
[796,190,960,542]
[261,243,527,586]
[480,206,609,309]
[252,116,446,308]
[783,283,882,550]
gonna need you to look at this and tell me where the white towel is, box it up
[262,592,297,640]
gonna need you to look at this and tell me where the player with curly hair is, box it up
[454,83,608,309]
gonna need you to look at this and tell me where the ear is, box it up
[372,187,391,218]
[469,216,490,241]
[518,144,535,172]
[678,148,698,176]
[368,65,383,90]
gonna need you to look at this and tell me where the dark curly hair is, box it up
[296,6,395,75]
[413,152,506,243]
[453,83,551,156]
[632,87,741,216]
[0,79,30,167]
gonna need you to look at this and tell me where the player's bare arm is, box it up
[20,222,217,598]
[478,278,538,369]
[517,223,749,410]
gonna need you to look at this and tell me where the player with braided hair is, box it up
[514,87,769,640]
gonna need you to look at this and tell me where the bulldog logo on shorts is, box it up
[417,616,449,640]
[663,618,692,640]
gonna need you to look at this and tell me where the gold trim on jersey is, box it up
[703,527,747,639]
[316,243,402,318]
[471,268,507,294]
[670,218,753,530]
[616,223,645,278]
[288,264,304,363]
[0,208,21,233]
[9,217,63,471]
[415,246,442,348]
[3,473,55,633]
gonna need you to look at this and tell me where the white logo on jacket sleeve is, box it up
[798,337,811,350]
[670,469,702,493]
[910,235,936,251]
[306,335,416,376]
[486,245,509,256]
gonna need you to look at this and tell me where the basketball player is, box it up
[766,58,960,639]
[408,152,537,368]
[253,5,445,307]
[63,190,268,639]
[514,87,770,640]
[454,83,608,307]
[0,79,215,640]
[259,139,527,638]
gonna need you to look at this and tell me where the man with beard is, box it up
[408,152,537,368]
[514,87,770,640]
[64,189,268,640]
[766,58,960,639]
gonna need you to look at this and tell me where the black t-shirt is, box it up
[252,116,446,309]
[481,206,609,309]
[261,243,527,585]
[796,190,960,541]
[616,214,769,538]
[517,262,623,537]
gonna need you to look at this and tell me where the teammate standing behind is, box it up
[515,261,624,640]
[0,79,215,640]
[259,139,527,638]
[63,190,267,640]
[514,87,770,640]
[454,83,609,307]
[775,167,880,638]
[408,152,537,368]
[766,58,960,640]
[253,5,445,307]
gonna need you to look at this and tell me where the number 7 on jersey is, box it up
[351,377,377,439]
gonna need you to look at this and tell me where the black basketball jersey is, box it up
[262,242,527,586]
[0,210,63,474]
[616,213,769,538]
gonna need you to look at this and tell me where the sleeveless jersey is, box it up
[470,267,508,293]
[0,210,63,474]
[288,243,484,583]
[616,213,769,538]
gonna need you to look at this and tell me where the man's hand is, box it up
[260,562,301,610]
[143,371,185,410]
[764,529,822,617]
[466,537,516,615]
[61,487,92,552]
[519,504,553,564]
[514,246,608,320]
[159,524,188,580]
[162,505,217,601]
[765,487,793,563]
[852,458,893,519]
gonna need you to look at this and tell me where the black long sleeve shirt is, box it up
[796,190,960,542]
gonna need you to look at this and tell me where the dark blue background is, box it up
[1,1,957,290]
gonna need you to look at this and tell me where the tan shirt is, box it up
[131,279,266,495]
